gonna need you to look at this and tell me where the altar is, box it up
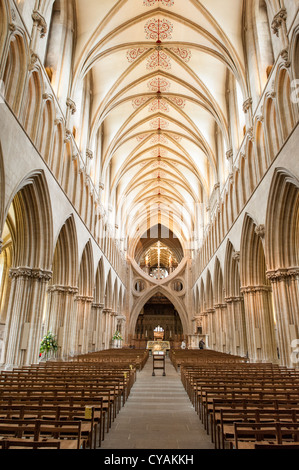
[146,340,170,354]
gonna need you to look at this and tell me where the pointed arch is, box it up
[213,257,224,305]
[240,214,269,287]
[265,168,299,270]
[104,269,113,309]
[276,67,296,141]
[51,215,78,288]
[5,170,53,270]
[21,69,43,143]
[94,256,105,305]
[1,30,28,115]
[78,240,94,297]
[129,285,189,336]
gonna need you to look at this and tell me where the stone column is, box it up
[30,10,48,54]
[117,314,126,344]
[45,285,78,359]
[241,285,278,363]
[213,303,228,353]
[74,294,94,355]
[110,311,119,346]
[0,267,52,369]
[206,308,216,350]
[225,296,247,358]
[102,308,112,350]
[267,268,299,368]
[91,303,104,351]
[243,98,253,131]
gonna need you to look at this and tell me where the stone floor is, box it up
[100,356,214,449]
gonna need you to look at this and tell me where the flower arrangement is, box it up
[39,331,58,358]
[112,331,123,341]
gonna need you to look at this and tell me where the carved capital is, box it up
[92,303,105,310]
[28,51,39,71]
[271,8,287,37]
[86,149,93,160]
[243,97,253,114]
[64,129,72,143]
[66,98,77,115]
[232,251,240,262]
[10,267,52,281]
[240,284,272,294]
[255,224,265,239]
[225,296,243,304]
[266,267,299,282]
[75,295,94,303]
[280,48,291,67]
[226,149,233,161]
[47,284,78,295]
[42,93,52,101]
[32,10,47,38]
[214,303,227,309]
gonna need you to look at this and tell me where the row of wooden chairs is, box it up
[0,349,149,449]
[172,349,299,449]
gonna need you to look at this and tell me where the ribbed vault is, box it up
[71,0,247,254]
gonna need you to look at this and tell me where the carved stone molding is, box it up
[226,149,233,161]
[280,48,291,68]
[206,308,215,314]
[214,303,228,309]
[92,303,104,310]
[75,295,94,303]
[66,98,77,115]
[225,296,243,304]
[47,285,78,295]
[42,93,52,101]
[266,267,299,282]
[28,51,39,71]
[271,8,287,37]
[243,97,252,114]
[64,129,72,143]
[255,224,265,239]
[32,10,47,38]
[10,267,52,281]
[240,285,272,294]
[86,149,93,160]
[0,238,3,254]
[232,251,240,262]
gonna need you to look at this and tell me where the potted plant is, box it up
[112,331,123,349]
[39,331,58,360]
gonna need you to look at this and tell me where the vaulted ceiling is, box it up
[73,0,246,255]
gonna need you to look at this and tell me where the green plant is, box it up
[40,331,58,357]
[112,331,123,341]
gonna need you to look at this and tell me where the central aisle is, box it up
[100,355,214,449]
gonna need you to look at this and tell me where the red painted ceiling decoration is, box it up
[150,117,169,129]
[168,96,186,109]
[144,18,173,42]
[148,97,169,113]
[126,47,150,63]
[147,77,170,93]
[169,47,192,63]
[146,49,171,70]
[132,96,149,109]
